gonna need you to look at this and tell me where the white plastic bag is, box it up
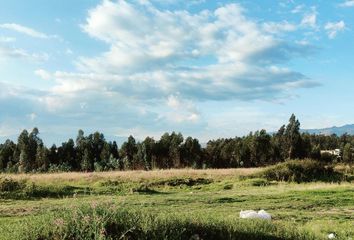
[239,210,271,220]
[328,233,336,239]
[257,210,271,220]
[239,210,259,219]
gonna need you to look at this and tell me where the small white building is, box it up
[320,149,341,156]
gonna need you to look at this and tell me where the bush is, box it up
[0,178,85,199]
[150,178,212,187]
[0,177,26,192]
[48,163,72,173]
[243,178,272,187]
[223,183,233,190]
[256,159,343,183]
[320,153,336,163]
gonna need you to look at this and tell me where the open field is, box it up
[0,167,353,239]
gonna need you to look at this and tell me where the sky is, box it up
[0,0,354,145]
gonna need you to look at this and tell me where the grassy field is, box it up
[0,166,353,239]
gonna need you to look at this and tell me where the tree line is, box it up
[0,114,353,173]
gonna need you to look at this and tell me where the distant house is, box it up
[320,149,341,158]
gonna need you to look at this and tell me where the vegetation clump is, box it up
[132,184,160,194]
[151,177,213,187]
[256,159,343,183]
[243,178,273,187]
[0,177,85,199]
[0,177,26,192]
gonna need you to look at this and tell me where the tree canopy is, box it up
[0,115,353,173]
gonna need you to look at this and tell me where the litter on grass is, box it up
[239,210,271,220]
[328,233,336,239]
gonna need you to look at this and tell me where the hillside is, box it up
[303,124,354,135]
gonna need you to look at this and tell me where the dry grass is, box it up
[0,168,261,183]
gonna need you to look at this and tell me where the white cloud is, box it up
[27,112,37,121]
[301,9,317,29]
[64,1,315,103]
[164,94,200,123]
[0,23,50,39]
[0,1,320,140]
[35,69,52,80]
[263,21,297,34]
[0,36,15,42]
[167,95,181,108]
[324,21,345,39]
[0,45,49,61]
[339,0,354,7]
[291,4,304,14]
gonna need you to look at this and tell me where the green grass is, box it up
[0,167,353,239]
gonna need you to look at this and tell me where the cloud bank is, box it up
[1,0,324,142]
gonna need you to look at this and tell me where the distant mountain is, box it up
[302,124,354,136]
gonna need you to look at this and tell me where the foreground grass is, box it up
[0,167,353,239]
[3,203,317,240]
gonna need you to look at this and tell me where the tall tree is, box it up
[285,114,302,159]
[120,136,137,169]
[0,140,16,171]
[343,143,353,164]
[181,137,202,168]
[17,130,30,172]
[81,148,92,172]
[142,137,155,170]
[36,144,49,172]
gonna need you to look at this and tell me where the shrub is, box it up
[132,184,160,194]
[223,183,233,190]
[243,178,272,187]
[48,163,72,173]
[0,177,26,192]
[94,162,104,172]
[150,178,212,187]
[320,153,336,163]
[256,159,343,183]
[0,178,84,199]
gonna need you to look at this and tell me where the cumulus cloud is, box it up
[0,23,51,39]
[339,0,354,7]
[49,0,317,105]
[0,1,322,140]
[324,21,345,39]
[301,8,317,29]
[164,95,200,123]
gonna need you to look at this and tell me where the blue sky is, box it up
[0,0,353,145]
